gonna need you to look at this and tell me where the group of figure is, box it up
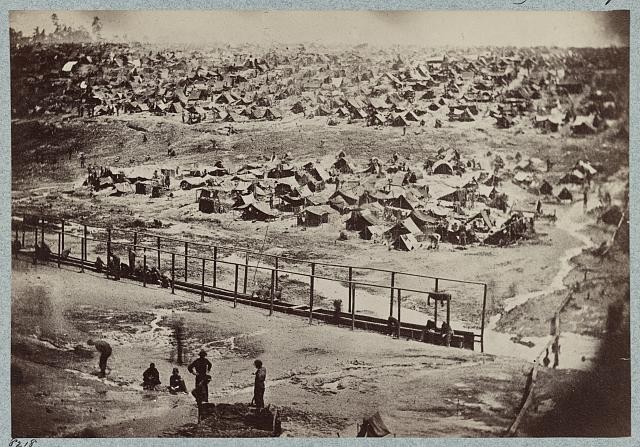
[95,251,172,288]
[142,362,188,394]
[88,342,268,410]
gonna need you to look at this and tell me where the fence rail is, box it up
[12,214,489,351]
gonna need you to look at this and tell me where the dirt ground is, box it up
[10,112,630,437]
[12,257,571,438]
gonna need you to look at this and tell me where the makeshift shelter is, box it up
[297,205,333,227]
[431,160,455,175]
[241,203,277,221]
[346,210,379,232]
[556,187,574,202]
[332,158,354,174]
[357,412,392,438]
[393,233,418,251]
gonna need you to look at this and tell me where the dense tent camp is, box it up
[8,29,630,438]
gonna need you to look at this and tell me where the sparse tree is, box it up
[91,16,103,40]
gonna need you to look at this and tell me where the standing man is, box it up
[188,350,212,402]
[252,359,267,410]
[87,339,112,378]
[79,152,86,168]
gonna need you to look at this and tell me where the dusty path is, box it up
[11,258,558,437]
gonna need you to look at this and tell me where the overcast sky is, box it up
[10,10,630,47]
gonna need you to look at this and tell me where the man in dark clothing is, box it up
[88,339,112,377]
[252,359,267,410]
[188,350,212,402]
[108,254,121,280]
[142,363,161,390]
[168,368,188,394]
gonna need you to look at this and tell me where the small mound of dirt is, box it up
[168,403,281,438]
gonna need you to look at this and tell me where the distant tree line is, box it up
[10,14,103,46]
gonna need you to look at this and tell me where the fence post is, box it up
[133,232,138,251]
[308,263,315,324]
[435,277,439,292]
[33,226,37,250]
[348,267,353,313]
[390,272,395,317]
[274,256,279,291]
[81,237,85,272]
[171,253,175,295]
[21,217,25,247]
[83,225,88,268]
[201,258,205,302]
[243,252,249,294]
[270,269,275,316]
[157,237,161,269]
[41,219,45,246]
[434,294,438,328]
[397,289,402,339]
[143,251,147,287]
[107,228,112,262]
[184,242,188,282]
[481,284,487,353]
[213,246,218,288]
[234,264,239,308]
[57,232,61,268]
[351,283,356,330]
[61,220,65,252]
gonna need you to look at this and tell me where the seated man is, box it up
[95,256,105,272]
[168,368,187,394]
[387,316,400,338]
[142,362,161,390]
[160,272,171,289]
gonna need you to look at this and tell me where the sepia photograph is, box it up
[8,9,631,438]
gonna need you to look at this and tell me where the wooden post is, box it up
[157,237,161,269]
[434,295,438,328]
[274,256,279,291]
[213,247,218,288]
[143,251,147,287]
[481,284,487,353]
[133,232,138,251]
[171,253,175,294]
[57,232,61,268]
[397,289,402,339]
[81,237,85,272]
[308,263,315,324]
[41,219,45,245]
[61,220,65,252]
[234,264,239,308]
[435,277,439,292]
[243,252,249,294]
[348,267,353,313]
[269,269,275,316]
[351,283,356,330]
[201,258,205,302]
[184,242,188,282]
[107,228,112,261]
[83,225,88,268]
[390,272,395,317]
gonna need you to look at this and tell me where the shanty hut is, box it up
[346,210,379,232]
[431,160,455,175]
[297,205,333,227]
[393,233,419,251]
[241,203,277,221]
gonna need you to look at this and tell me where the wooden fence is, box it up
[12,214,489,351]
